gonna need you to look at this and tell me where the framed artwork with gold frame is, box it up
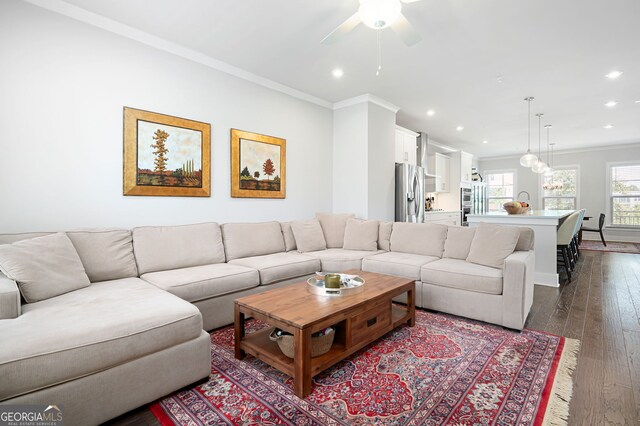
[123,107,211,197]
[231,129,286,199]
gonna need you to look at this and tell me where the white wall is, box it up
[332,103,368,218]
[367,103,396,221]
[0,1,333,233]
[479,143,640,242]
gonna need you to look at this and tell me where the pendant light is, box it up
[519,97,538,167]
[543,124,554,175]
[543,142,563,190]
[531,113,547,173]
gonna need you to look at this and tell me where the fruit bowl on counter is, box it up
[503,201,530,215]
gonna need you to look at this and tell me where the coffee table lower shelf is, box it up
[236,304,413,390]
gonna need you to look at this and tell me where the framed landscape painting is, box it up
[123,107,211,197]
[231,129,286,198]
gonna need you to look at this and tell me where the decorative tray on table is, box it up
[307,272,365,296]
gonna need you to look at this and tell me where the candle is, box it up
[324,274,341,289]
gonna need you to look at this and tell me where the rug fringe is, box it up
[542,338,580,426]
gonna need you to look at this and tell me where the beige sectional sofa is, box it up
[0,214,534,425]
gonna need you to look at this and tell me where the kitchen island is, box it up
[467,210,575,287]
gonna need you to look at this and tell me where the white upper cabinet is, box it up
[460,151,473,183]
[395,126,418,165]
[428,153,450,193]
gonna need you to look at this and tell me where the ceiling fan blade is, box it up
[390,13,422,46]
[321,13,362,44]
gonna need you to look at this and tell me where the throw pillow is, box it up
[291,219,327,253]
[0,233,90,303]
[280,222,297,252]
[378,221,393,251]
[466,223,520,268]
[343,219,379,251]
[443,226,476,260]
[315,213,355,248]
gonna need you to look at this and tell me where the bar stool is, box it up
[581,213,607,246]
[570,209,586,261]
[557,211,581,282]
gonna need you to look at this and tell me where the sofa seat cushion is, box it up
[421,259,503,295]
[141,264,259,302]
[0,278,203,401]
[362,252,440,281]
[229,252,320,285]
[305,249,383,272]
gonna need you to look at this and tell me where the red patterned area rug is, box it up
[151,310,579,425]
[579,239,640,254]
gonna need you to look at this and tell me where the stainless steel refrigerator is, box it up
[471,182,487,214]
[395,163,425,223]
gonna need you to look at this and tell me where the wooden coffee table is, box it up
[234,270,415,398]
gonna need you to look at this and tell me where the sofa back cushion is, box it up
[466,222,520,269]
[291,219,327,253]
[222,221,286,261]
[0,233,90,303]
[66,229,138,282]
[133,223,225,275]
[389,222,448,257]
[280,222,297,252]
[515,227,535,251]
[316,213,355,248]
[343,219,379,251]
[378,222,393,251]
[443,226,476,260]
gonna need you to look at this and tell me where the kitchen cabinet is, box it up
[460,151,473,184]
[395,126,418,165]
[425,211,461,226]
[428,153,450,193]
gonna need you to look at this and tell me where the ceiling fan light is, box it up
[358,0,402,29]
[520,152,538,167]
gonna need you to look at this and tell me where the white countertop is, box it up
[425,210,461,214]
[467,210,575,219]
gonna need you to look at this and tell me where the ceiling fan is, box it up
[321,0,423,47]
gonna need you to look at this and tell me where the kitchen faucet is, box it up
[517,191,530,201]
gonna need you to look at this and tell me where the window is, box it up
[486,171,516,211]
[610,164,640,226]
[542,167,579,210]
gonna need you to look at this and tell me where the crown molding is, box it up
[333,94,400,113]
[23,0,333,109]
[478,140,640,161]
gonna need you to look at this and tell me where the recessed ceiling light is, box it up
[605,101,618,107]
[606,70,623,79]
[332,68,344,79]
[604,124,614,129]
[456,126,464,131]
[426,109,435,116]
[482,140,488,144]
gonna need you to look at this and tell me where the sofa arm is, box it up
[502,250,535,330]
[0,273,21,319]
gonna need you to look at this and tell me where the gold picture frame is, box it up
[123,107,211,197]
[231,129,286,199]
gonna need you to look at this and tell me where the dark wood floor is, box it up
[525,249,640,425]
[108,249,640,425]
